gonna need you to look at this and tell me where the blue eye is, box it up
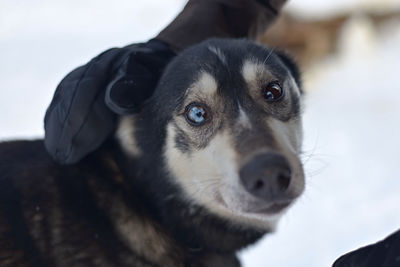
[185,103,209,126]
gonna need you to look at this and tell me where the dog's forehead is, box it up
[180,43,287,97]
[153,39,295,117]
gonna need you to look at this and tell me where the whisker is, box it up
[263,48,275,65]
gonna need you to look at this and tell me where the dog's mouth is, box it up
[247,201,292,214]
[216,191,292,215]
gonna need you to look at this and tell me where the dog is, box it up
[0,38,304,267]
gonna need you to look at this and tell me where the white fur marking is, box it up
[242,60,263,84]
[237,105,252,129]
[116,116,141,157]
[208,46,227,65]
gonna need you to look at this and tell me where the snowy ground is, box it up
[1,1,400,266]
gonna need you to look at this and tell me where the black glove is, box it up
[333,229,400,267]
[44,39,175,164]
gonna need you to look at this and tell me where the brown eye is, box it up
[185,103,209,126]
[263,81,284,102]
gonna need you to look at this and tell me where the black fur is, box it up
[274,50,302,91]
[0,38,302,267]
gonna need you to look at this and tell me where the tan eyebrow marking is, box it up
[241,59,265,85]
[186,71,218,96]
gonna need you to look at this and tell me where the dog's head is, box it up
[117,38,304,231]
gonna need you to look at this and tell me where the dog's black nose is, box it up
[239,153,292,201]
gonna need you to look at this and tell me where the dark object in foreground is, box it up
[0,39,304,267]
[333,230,400,267]
[44,39,175,165]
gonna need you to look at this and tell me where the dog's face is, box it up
[118,39,304,230]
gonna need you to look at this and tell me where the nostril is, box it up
[253,179,264,190]
[277,171,291,191]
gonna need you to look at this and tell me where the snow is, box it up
[1,1,400,266]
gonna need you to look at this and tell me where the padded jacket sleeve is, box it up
[44,40,175,164]
[333,229,400,267]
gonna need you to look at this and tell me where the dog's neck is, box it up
[82,146,182,266]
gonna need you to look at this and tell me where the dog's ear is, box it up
[274,50,302,92]
[106,45,175,115]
